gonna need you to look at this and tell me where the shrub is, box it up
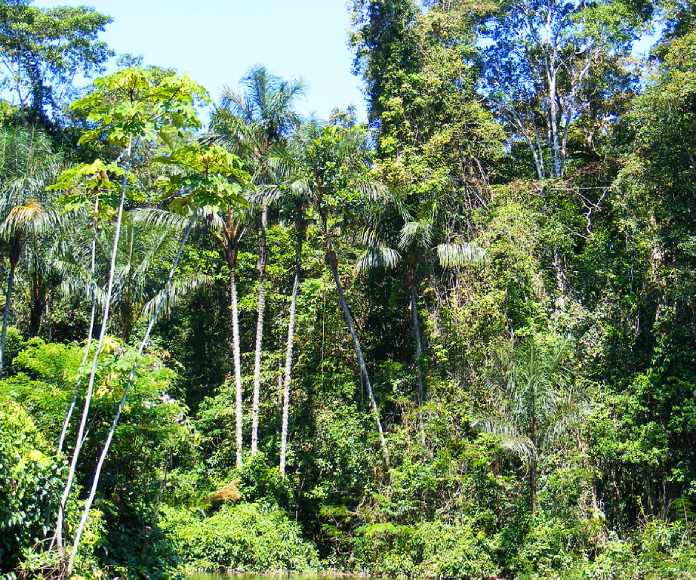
[353,519,499,577]
[159,502,319,573]
[0,401,64,573]
[583,520,696,579]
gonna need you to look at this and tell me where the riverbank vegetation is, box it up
[1,0,695,577]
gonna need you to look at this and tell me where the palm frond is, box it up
[142,274,212,324]
[356,245,402,273]
[399,220,433,251]
[55,259,106,305]
[130,208,188,230]
[436,242,486,269]
[472,416,536,459]
[0,201,62,238]
[354,178,390,202]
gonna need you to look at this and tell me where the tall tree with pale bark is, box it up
[49,67,208,562]
[211,65,303,456]
[293,116,391,466]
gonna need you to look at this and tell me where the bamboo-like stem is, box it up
[66,215,194,575]
[54,141,132,556]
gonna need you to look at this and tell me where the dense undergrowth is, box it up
[2,334,695,578]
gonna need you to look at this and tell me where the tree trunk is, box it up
[54,144,132,556]
[552,247,567,311]
[529,378,538,513]
[529,455,538,513]
[251,203,268,455]
[28,289,45,336]
[29,250,45,337]
[227,243,244,468]
[56,233,98,456]
[67,217,194,576]
[546,54,563,178]
[326,249,389,466]
[407,270,426,445]
[279,222,303,476]
[0,260,17,376]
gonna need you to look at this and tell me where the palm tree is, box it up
[359,206,485,443]
[473,337,588,511]
[0,201,61,370]
[112,212,203,342]
[294,117,391,466]
[211,66,303,456]
[0,124,62,373]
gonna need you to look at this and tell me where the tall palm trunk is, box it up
[529,381,538,513]
[326,248,389,466]
[227,241,244,467]
[279,220,303,475]
[0,257,17,375]
[56,230,98,455]
[251,202,268,455]
[54,144,132,555]
[407,268,426,445]
[67,217,194,576]
[29,285,45,336]
[29,248,45,337]
[529,455,538,513]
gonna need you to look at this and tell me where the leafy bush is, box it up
[3,326,25,369]
[582,520,696,579]
[18,508,107,579]
[512,515,595,576]
[0,401,64,573]
[233,452,292,507]
[159,502,319,573]
[353,519,499,577]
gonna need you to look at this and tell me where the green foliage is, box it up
[583,520,696,579]
[156,142,250,214]
[232,452,292,507]
[0,338,194,574]
[1,3,696,578]
[0,400,64,573]
[49,159,125,220]
[159,502,319,573]
[71,67,208,146]
[0,1,112,120]
[353,519,499,577]
[1,325,24,368]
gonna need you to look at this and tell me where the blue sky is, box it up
[34,0,367,121]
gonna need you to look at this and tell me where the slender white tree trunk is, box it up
[546,55,563,177]
[279,225,302,475]
[326,249,389,466]
[57,231,98,456]
[54,143,132,556]
[251,203,268,455]
[409,282,425,408]
[0,260,17,376]
[408,278,427,446]
[227,245,244,468]
[67,217,194,576]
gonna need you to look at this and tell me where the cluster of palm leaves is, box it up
[0,125,63,373]
[0,126,203,373]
